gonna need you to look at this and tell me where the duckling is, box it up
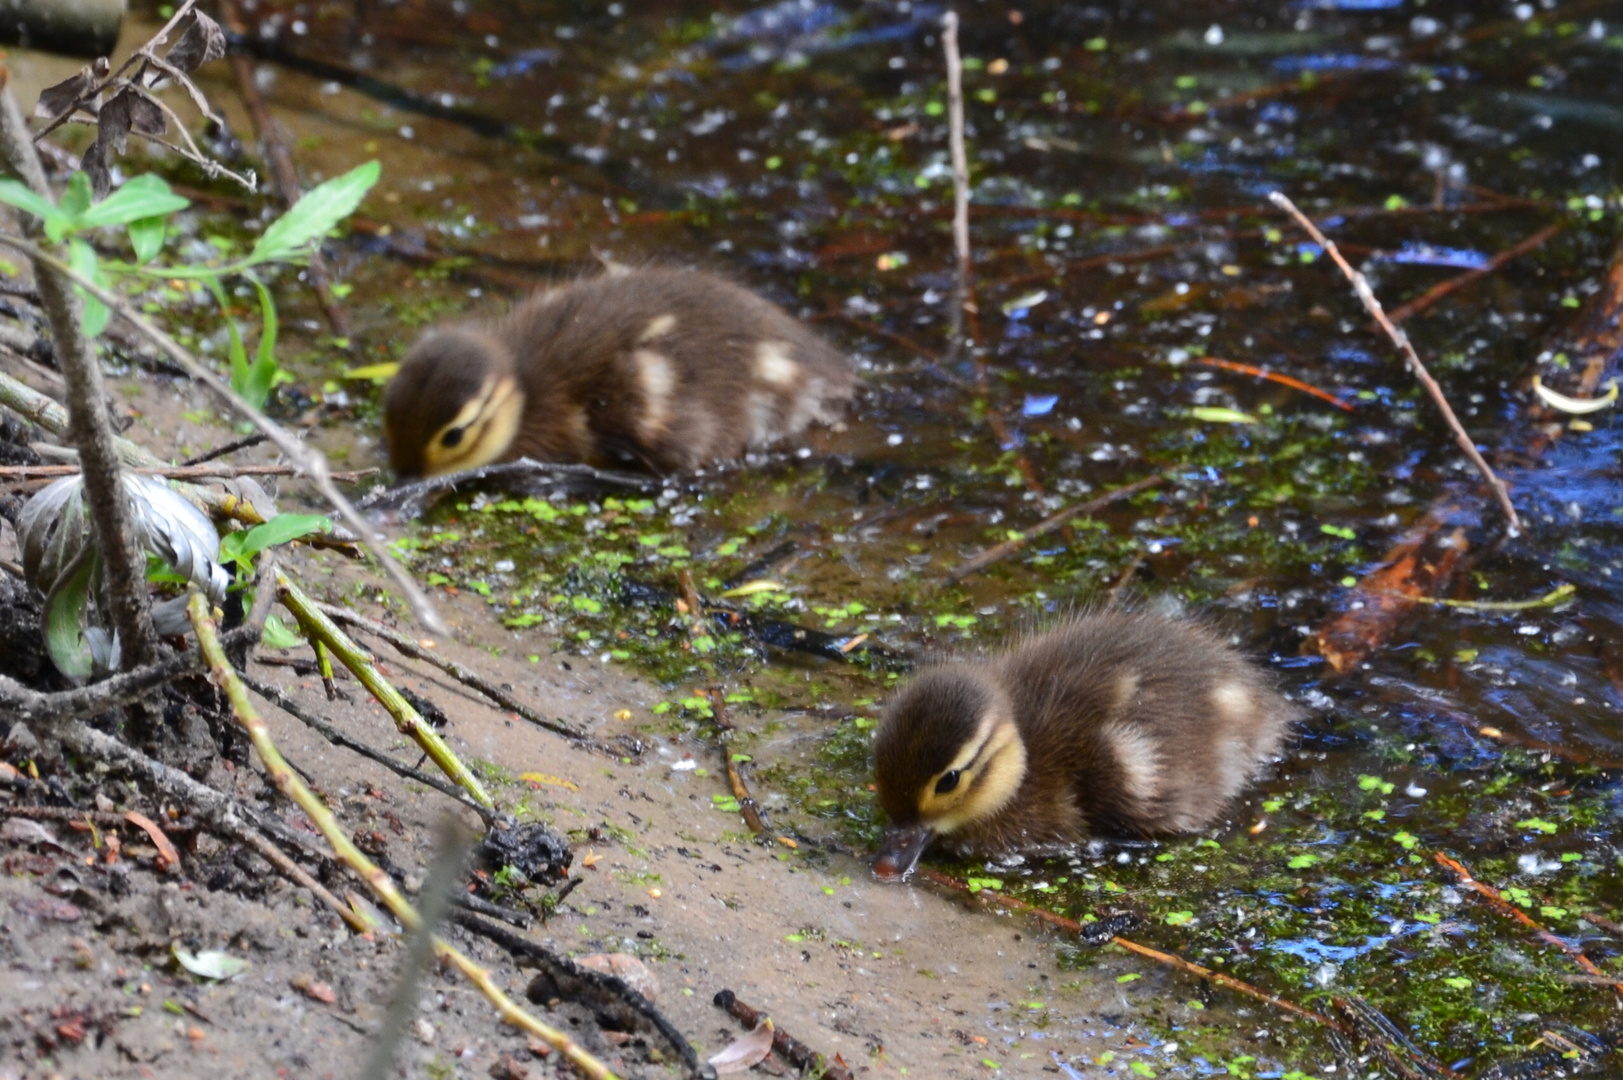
[872,612,1298,880]
[382,267,856,478]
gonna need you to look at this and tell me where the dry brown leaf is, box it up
[708,1018,775,1075]
[123,811,180,871]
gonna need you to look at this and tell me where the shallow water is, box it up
[95,0,1623,1073]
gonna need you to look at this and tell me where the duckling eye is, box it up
[440,427,466,448]
[934,770,961,795]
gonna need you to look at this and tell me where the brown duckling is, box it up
[872,612,1298,880]
[382,267,856,478]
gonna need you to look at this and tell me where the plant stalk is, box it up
[276,576,493,809]
[0,86,157,669]
[186,594,617,1080]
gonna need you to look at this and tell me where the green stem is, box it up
[276,575,493,809]
[186,594,616,1080]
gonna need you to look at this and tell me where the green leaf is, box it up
[259,613,301,649]
[79,174,190,230]
[248,160,380,265]
[1442,976,1471,990]
[1515,818,1558,834]
[1189,406,1257,424]
[1287,853,1317,869]
[0,179,67,235]
[219,513,332,569]
[128,216,166,264]
[242,272,282,409]
[57,173,92,231]
[67,239,109,337]
[1164,910,1195,926]
[203,275,255,406]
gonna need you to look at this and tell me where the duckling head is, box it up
[383,328,525,479]
[872,669,1027,880]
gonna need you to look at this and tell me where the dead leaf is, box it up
[12,896,82,921]
[165,11,227,73]
[172,944,247,980]
[708,1018,775,1075]
[35,67,96,120]
[519,772,579,792]
[123,811,180,871]
[1,817,69,851]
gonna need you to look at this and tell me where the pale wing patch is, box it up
[754,341,800,387]
[745,390,781,446]
[1100,724,1162,806]
[1211,682,1253,723]
[634,350,676,442]
[639,313,677,343]
[1111,671,1141,714]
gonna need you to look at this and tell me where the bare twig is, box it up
[1434,851,1623,997]
[709,691,773,843]
[0,232,447,634]
[0,88,158,668]
[942,12,970,278]
[239,673,496,824]
[0,463,377,482]
[1387,222,1564,325]
[943,472,1167,585]
[1196,357,1354,413]
[312,601,591,745]
[186,594,620,1080]
[1268,191,1521,535]
[713,990,854,1080]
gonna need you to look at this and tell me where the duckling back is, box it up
[384,267,856,477]
[992,613,1296,843]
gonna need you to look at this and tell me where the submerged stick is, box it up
[1268,191,1521,536]
[188,595,619,1080]
[1433,852,1623,997]
[1196,357,1354,412]
[1388,221,1564,325]
[944,472,1167,585]
[276,577,493,809]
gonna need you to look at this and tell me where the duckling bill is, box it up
[872,613,1297,880]
[382,267,856,478]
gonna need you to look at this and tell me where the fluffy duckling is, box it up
[872,612,1297,880]
[382,267,856,478]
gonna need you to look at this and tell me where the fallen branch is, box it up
[708,691,773,844]
[943,472,1167,585]
[187,594,619,1080]
[276,577,493,809]
[455,912,711,1079]
[713,990,853,1080]
[1387,221,1564,325]
[1433,851,1623,997]
[0,232,447,635]
[1269,191,1520,535]
[312,601,591,744]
